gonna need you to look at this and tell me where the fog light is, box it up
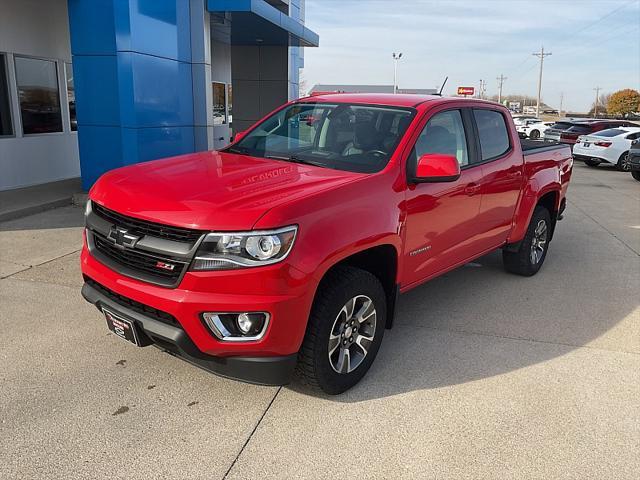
[237,313,253,334]
[202,312,269,342]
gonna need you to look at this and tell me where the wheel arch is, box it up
[315,244,400,330]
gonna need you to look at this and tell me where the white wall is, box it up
[0,0,80,191]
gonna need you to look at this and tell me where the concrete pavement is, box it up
[1,163,638,479]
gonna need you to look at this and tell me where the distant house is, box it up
[309,84,437,96]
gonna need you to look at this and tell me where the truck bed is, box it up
[520,138,565,155]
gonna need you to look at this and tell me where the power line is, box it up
[532,46,552,117]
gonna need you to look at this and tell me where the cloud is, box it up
[303,0,640,111]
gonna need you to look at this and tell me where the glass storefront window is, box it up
[0,54,13,136]
[65,63,77,131]
[212,82,227,125]
[14,56,63,135]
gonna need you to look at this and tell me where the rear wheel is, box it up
[632,170,640,181]
[503,206,551,277]
[529,129,540,140]
[584,159,600,167]
[616,152,631,172]
[297,266,386,395]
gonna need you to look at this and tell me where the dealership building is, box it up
[0,0,318,192]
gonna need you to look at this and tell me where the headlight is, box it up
[191,226,297,270]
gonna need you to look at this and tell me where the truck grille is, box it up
[92,232,187,286]
[92,202,203,243]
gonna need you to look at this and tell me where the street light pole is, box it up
[593,87,602,118]
[497,74,507,103]
[392,52,403,94]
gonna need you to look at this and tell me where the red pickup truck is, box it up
[81,94,572,394]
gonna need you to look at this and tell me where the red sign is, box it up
[457,87,475,96]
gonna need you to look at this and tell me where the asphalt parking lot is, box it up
[1,162,638,479]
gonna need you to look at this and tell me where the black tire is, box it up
[503,206,552,277]
[584,159,600,167]
[529,129,540,140]
[632,170,640,181]
[616,152,631,172]
[297,266,386,395]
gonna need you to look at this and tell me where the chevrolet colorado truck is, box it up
[81,94,573,394]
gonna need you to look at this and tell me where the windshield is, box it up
[226,102,416,173]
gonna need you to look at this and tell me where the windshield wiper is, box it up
[266,155,325,168]
[225,146,249,155]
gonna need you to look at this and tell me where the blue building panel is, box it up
[72,55,120,127]
[121,126,195,165]
[68,0,117,55]
[117,52,194,128]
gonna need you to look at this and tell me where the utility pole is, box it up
[532,46,552,117]
[478,79,486,99]
[392,52,403,94]
[497,74,507,103]
[593,87,602,117]
[559,92,564,117]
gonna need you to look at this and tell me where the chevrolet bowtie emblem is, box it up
[108,226,140,248]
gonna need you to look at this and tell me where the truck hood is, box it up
[90,151,365,231]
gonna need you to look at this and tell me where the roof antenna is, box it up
[436,76,448,96]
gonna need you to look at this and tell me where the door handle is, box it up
[465,183,480,196]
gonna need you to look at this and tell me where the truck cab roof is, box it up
[298,93,501,109]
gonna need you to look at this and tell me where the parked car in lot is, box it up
[512,115,540,127]
[559,120,637,147]
[517,120,554,140]
[626,138,640,181]
[80,94,573,394]
[573,127,640,171]
[544,120,577,143]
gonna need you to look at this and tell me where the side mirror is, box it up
[413,153,461,183]
[233,130,247,142]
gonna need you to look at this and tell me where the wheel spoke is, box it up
[328,334,341,356]
[355,299,374,324]
[335,348,351,373]
[355,333,373,355]
[344,297,356,320]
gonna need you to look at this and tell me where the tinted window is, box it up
[14,56,62,134]
[474,109,510,161]
[0,54,12,136]
[413,110,469,166]
[566,125,593,134]
[596,129,626,137]
[212,82,226,125]
[65,63,76,131]
[626,132,640,140]
[550,122,573,130]
[229,102,415,173]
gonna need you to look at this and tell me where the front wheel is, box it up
[529,129,540,140]
[503,206,552,276]
[297,266,386,395]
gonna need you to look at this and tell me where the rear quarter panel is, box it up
[508,145,573,243]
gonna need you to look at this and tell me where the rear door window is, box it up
[473,109,510,161]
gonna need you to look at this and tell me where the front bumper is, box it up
[81,280,297,385]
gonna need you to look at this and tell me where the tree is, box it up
[607,89,640,116]
[588,93,611,117]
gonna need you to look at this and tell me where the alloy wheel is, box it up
[328,295,377,374]
[530,219,548,265]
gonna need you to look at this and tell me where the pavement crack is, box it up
[222,386,282,479]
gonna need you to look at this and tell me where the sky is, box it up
[302,0,640,112]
